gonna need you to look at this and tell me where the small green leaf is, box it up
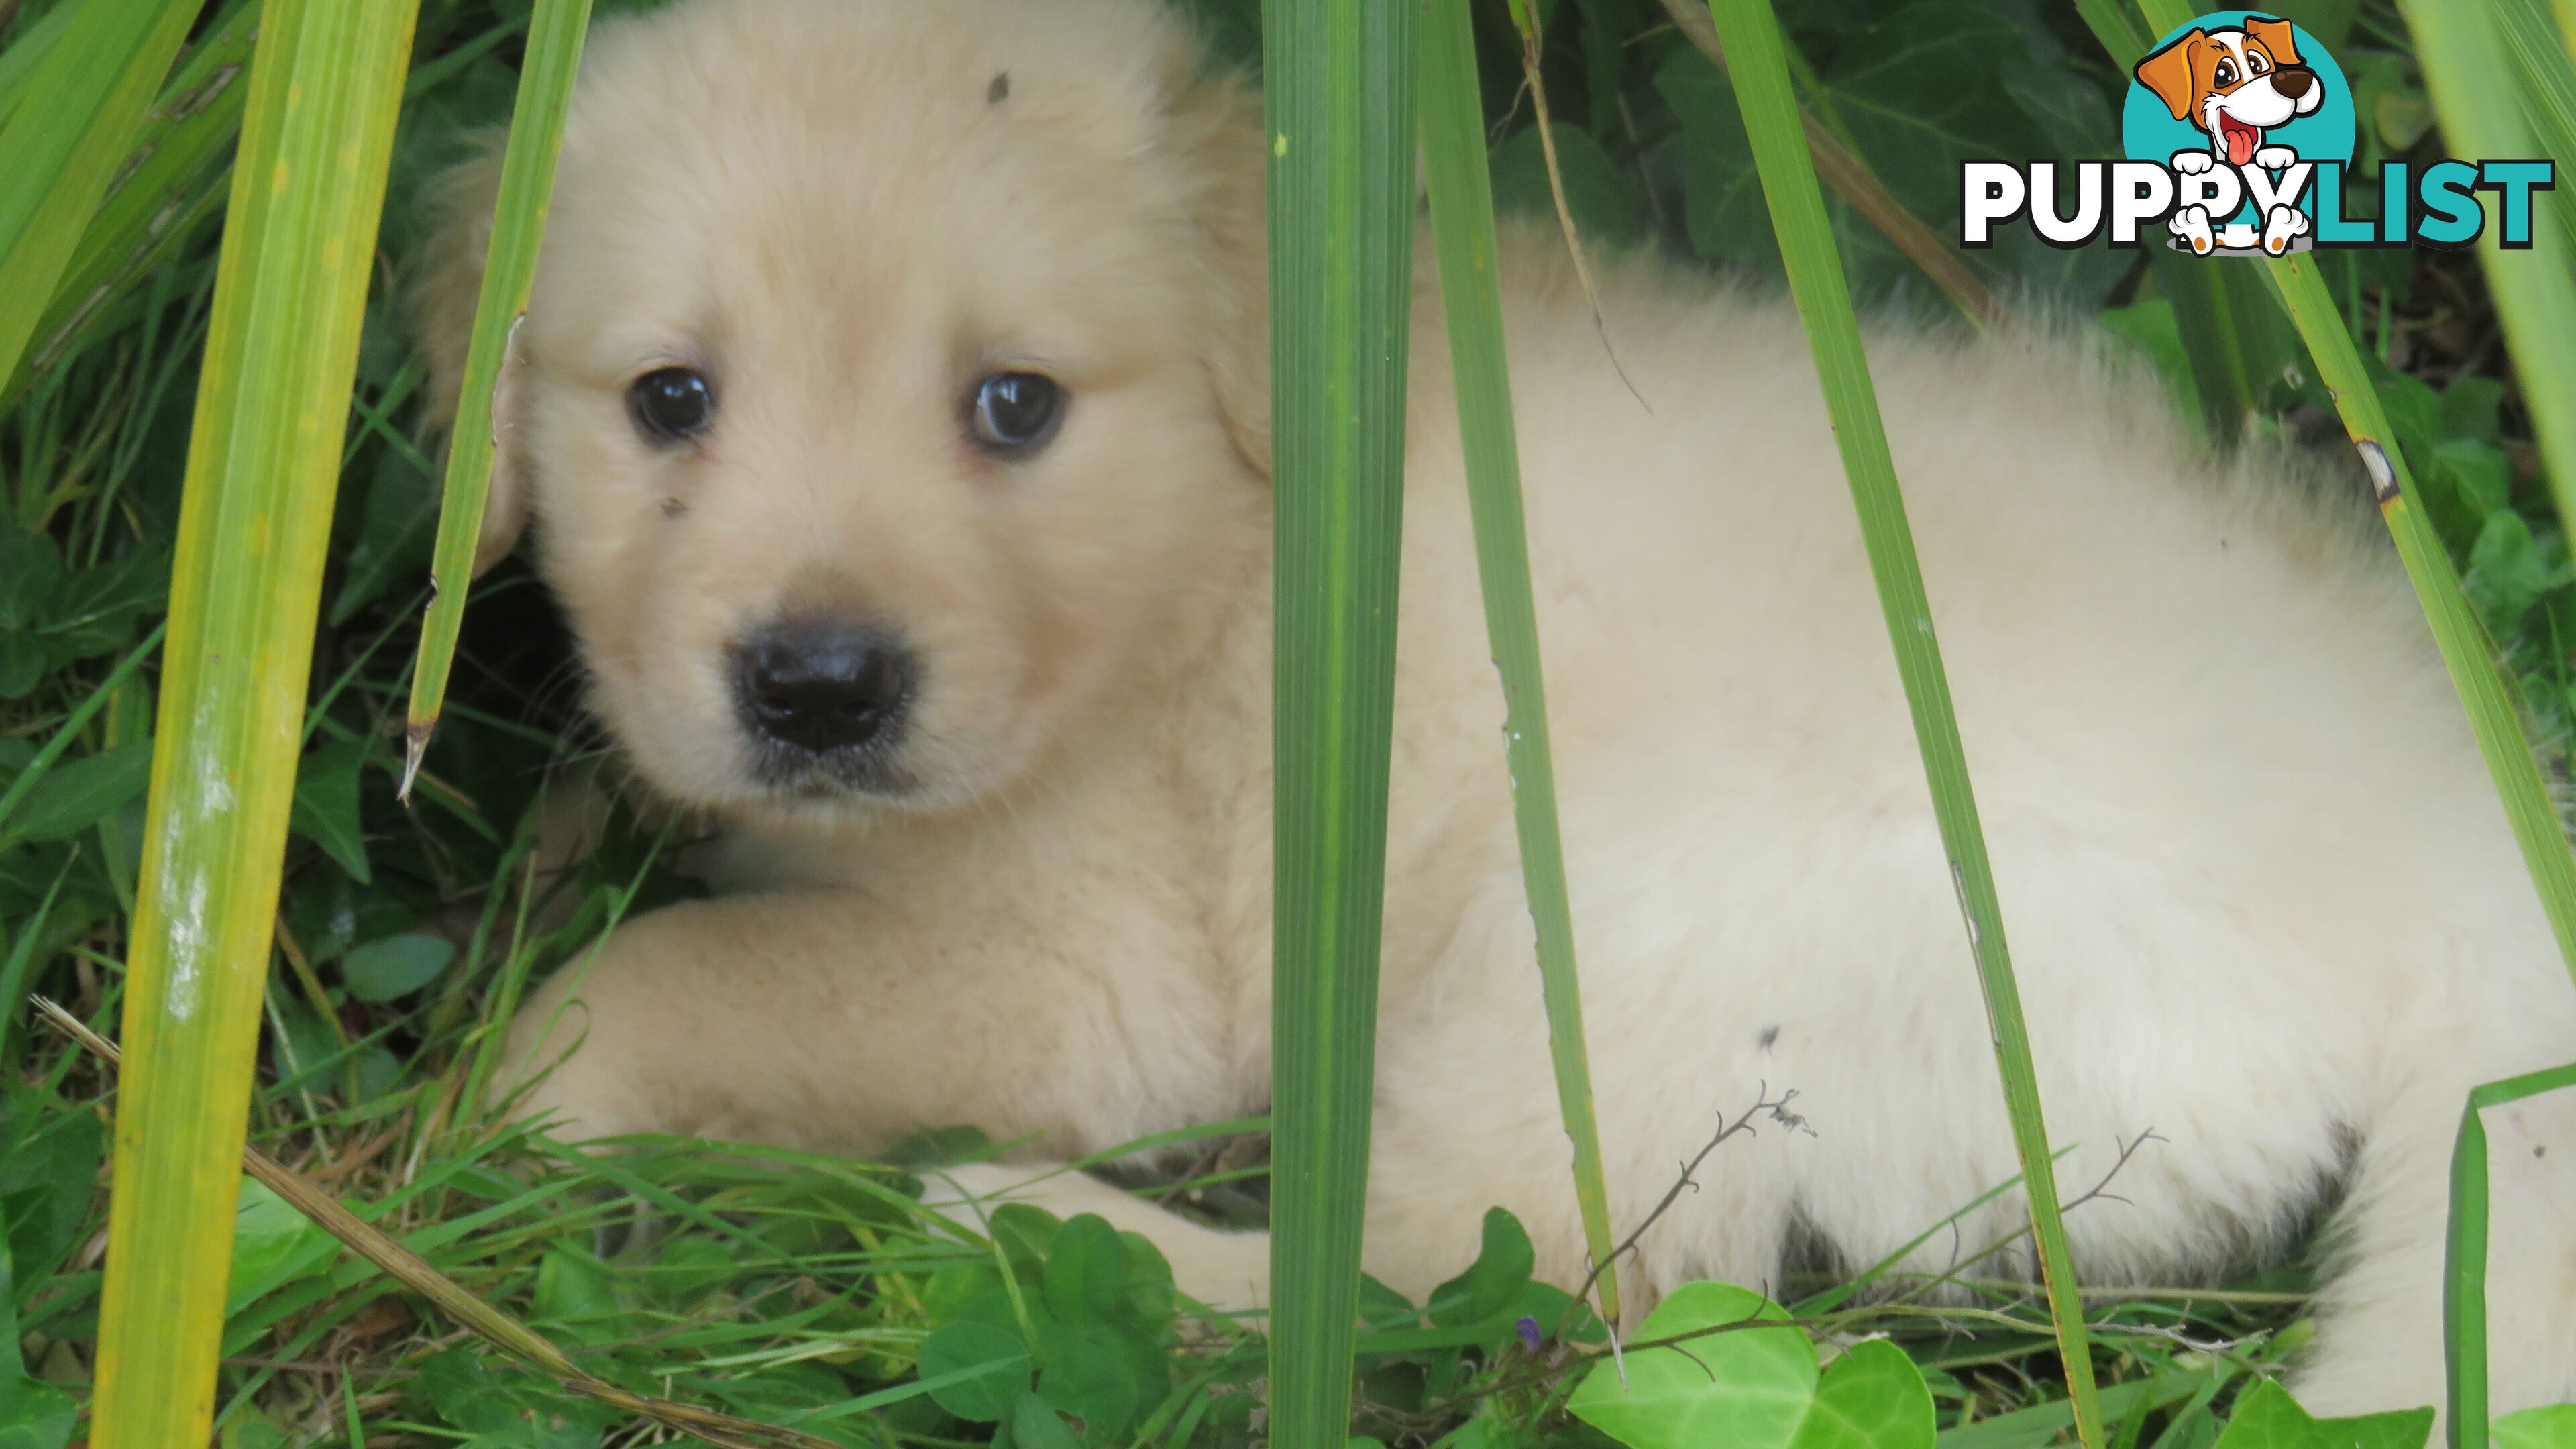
[918,1321,1030,1423]
[289,737,372,883]
[0,1378,82,1449]
[0,635,40,701]
[0,739,152,845]
[2466,511,2553,636]
[1790,1342,1933,1449]
[2495,1405,2576,1449]
[1034,1324,1141,1439]
[1012,1391,1083,1449]
[1043,1213,1128,1325]
[2212,1380,2318,1449]
[339,933,455,1003]
[2314,1405,2432,1449]
[2438,439,2514,519]
[533,1248,622,1332]
[1567,1283,1814,1449]
[223,1178,337,1316]
[0,527,62,631]
[1430,1208,1535,1326]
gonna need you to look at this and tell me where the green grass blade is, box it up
[1700,3,2104,1442]
[2445,1062,2576,1449]
[2401,0,2576,550]
[1264,0,1417,1441]
[0,0,202,398]
[1415,0,1623,1328]
[86,1,423,1443]
[5,0,261,409]
[401,0,596,793]
[2491,0,2576,244]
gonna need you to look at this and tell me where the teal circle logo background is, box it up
[2119,10,2357,199]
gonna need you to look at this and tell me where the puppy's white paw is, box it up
[2253,146,2298,171]
[2171,150,2216,175]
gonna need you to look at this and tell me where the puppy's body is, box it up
[429,0,2576,1411]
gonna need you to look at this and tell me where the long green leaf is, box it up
[1701,2,2104,1444]
[87,1,422,1443]
[1264,0,1417,1442]
[2491,0,2576,245]
[1414,0,1623,1328]
[2400,0,2576,552]
[4,0,262,410]
[401,0,596,794]
[0,0,202,398]
[2445,1061,2576,1449]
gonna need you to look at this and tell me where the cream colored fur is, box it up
[415,0,2576,1413]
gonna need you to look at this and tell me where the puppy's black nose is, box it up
[2273,65,2315,99]
[733,620,914,754]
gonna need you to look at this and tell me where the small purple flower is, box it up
[1514,1316,1543,1352]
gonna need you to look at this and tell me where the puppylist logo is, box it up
[1962,11,2554,258]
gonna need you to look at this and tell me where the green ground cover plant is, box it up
[2,0,2573,1445]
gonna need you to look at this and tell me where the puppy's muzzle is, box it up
[733,618,916,757]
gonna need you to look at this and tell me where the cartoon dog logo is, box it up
[2133,16,2324,255]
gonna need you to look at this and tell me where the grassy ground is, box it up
[0,0,2560,1444]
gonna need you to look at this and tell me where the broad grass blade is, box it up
[5,1,261,409]
[1415,0,1623,1328]
[0,0,201,398]
[402,0,597,792]
[1264,0,1417,1441]
[2445,1061,2576,1449]
[2400,0,2576,548]
[86,2,423,1443]
[1700,2,2104,1442]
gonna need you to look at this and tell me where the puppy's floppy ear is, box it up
[409,132,534,576]
[1158,52,1272,481]
[2242,15,2300,67]
[2133,29,2208,121]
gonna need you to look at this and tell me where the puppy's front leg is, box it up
[497,887,1227,1161]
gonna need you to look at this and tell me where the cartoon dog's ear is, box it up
[2133,29,2208,122]
[408,131,535,576]
[2243,15,2300,67]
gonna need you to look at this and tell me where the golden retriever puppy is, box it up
[416,0,2576,1412]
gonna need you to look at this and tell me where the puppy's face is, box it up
[421,0,1267,820]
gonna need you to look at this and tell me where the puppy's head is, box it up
[415,0,1269,820]
[2133,17,2322,162]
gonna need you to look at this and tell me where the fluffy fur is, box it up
[415,0,2576,1411]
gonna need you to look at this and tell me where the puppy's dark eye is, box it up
[2214,60,2236,85]
[2247,53,2267,72]
[627,366,715,443]
[969,372,1063,453]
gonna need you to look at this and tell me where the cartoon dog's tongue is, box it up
[2221,115,2259,166]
